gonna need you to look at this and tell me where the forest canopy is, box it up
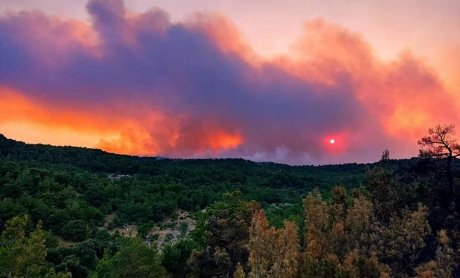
[0,128,459,277]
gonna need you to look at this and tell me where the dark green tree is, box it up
[93,238,169,278]
[364,149,399,223]
[189,191,256,277]
[161,239,198,278]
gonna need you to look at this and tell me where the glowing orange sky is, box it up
[0,0,459,164]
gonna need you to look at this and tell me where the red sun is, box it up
[324,135,346,153]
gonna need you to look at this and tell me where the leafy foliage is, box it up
[189,192,256,277]
[93,238,169,277]
[0,215,70,277]
[0,133,459,277]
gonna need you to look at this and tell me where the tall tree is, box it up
[418,124,460,196]
[365,149,399,223]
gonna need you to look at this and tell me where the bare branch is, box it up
[418,124,458,160]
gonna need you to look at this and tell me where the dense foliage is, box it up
[0,133,459,277]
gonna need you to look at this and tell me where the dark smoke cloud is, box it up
[0,0,456,164]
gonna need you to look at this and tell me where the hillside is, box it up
[0,135,458,277]
[0,134,373,230]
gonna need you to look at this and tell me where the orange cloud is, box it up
[208,131,243,151]
[0,87,245,156]
[0,87,128,132]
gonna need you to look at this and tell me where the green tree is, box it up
[61,219,90,242]
[189,191,256,277]
[93,238,169,278]
[161,239,198,278]
[365,150,400,223]
[0,215,70,277]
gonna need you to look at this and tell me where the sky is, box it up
[0,0,459,164]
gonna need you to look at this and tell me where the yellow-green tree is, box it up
[301,188,389,277]
[0,215,70,278]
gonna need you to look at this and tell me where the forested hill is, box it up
[0,132,387,236]
[0,133,418,178]
[0,133,371,183]
[0,133,375,211]
[0,134,147,173]
[0,134,426,200]
[1,134,458,277]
